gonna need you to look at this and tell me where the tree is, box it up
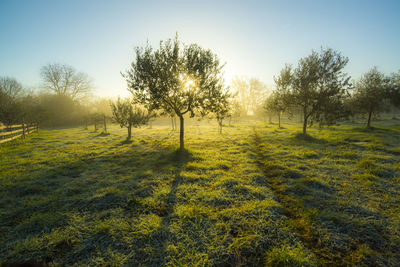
[0,77,24,125]
[210,89,231,134]
[248,78,268,114]
[124,35,226,152]
[352,67,389,127]
[265,66,293,127]
[110,97,151,140]
[0,76,23,98]
[264,91,287,128]
[277,48,351,134]
[231,76,267,116]
[230,99,243,122]
[387,70,400,109]
[40,63,92,100]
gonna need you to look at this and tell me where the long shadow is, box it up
[0,142,193,265]
[157,149,194,265]
[252,129,395,266]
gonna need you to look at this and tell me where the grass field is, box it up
[1,118,399,266]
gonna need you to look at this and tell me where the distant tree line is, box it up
[0,63,113,129]
[263,48,400,133]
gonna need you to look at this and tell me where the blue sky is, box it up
[1,0,399,97]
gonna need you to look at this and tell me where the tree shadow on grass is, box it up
[0,143,194,265]
[292,132,328,144]
[352,126,400,135]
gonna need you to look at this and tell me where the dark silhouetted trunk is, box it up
[103,115,107,132]
[218,120,223,134]
[278,112,281,128]
[127,124,132,140]
[367,108,372,128]
[179,115,184,152]
[303,108,308,134]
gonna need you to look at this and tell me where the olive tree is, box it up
[124,35,226,152]
[210,89,231,134]
[264,91,287,128]
[265,67,292,127]
[387,70,400,109]
[352,67,389,127]
[277,48,351,134]
[110,97,151,140]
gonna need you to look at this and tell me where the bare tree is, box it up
[231,76,267,116]
[0,76,23,98]
[40,63,92,100]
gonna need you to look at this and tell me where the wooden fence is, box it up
[0,123,38,144]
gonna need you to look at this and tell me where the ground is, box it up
[0,118,399,266]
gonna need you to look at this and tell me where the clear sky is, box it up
[1,0,399,97]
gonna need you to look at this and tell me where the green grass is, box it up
[0,119,399,266]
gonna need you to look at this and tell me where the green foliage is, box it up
[125,35,225,117]
[110,97,151,139]
[209,89,232,133]
[0,77,24,125]
[387,70,400,108]
[352,67,390,127]
[124,34,227,150]
[275,48,351,133]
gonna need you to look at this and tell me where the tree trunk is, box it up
[218,120,223,134]
[303,109,307,134]
[367,109,372,128]
[268,114,272,124]
[127,124,132,140]
[179,115,184,152]
[103,115,107,132]
[94,121,97,132]
[278,112,281,128]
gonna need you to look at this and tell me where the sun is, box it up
[180,74,196,92]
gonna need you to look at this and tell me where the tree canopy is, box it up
[124,35,227,151]
[352,67,389,127]
[275,48,351,134]
[110,97,152,140]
